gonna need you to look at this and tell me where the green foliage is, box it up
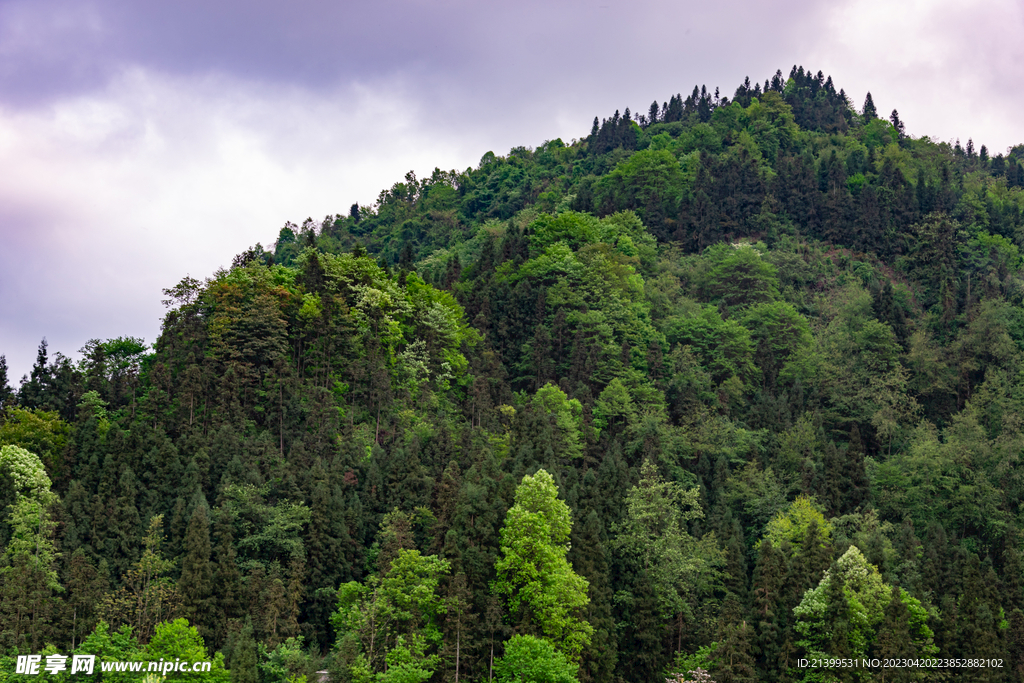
[592,378,637,436]
[793,546,933,668]
[0,495,62,652]
[229,620,258,683]
[332,549,451,683]
[0,444,62,652]
[593,150,684,228]
[0,444,55,502]
[494,469,593,659]
[701,243,779,310]
[179,505,214,642]
[739,301,811,385]
[529,212,605,252]
[99,515,178,644]
[221,485,311,570]
[664,305,759,385]
[0,410,70,481]
[145,618,229,683]
[531,384,584,459]
[494,634,579,683]
[615,460,724,625]
[75,621,144,683]
[758,496,832,555]
[2,495,61,585]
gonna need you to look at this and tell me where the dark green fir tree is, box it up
[179,503,214,643]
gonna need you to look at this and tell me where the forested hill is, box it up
[3,65,1024,683]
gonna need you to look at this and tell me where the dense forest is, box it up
[4,65,1024,683]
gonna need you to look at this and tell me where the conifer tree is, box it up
[722,518,749,603]
[776,626,798,683]
[304,466,347,648]
[823,564,854,683]
[998,543,1024,611]
[955,554,1001,680]
[822,151,852,245]
[1008,608,1024,683]
[377,507,415,575]
[714,618,756,683]
[179,504,215,643]
[208,507,242,652]
[19,339,51,410]
[104,466,143,579]
[440,572,477,683]
[872,586,915,683]
[618,574,663,683]
[862,92,877,119]
[0,354,13,405]
[99,514,177,644]
[284,553,305,640]
[820,443,843,516]
[647,100,660,126]
[751,539,786,682]
[62,548,108,650]
[920,522,950,600]
[842,425,869,512]
[797,519,832,589]
[570,509,617,683]
[889,110,906,140]
[230,618,258,683]
[892,518,922,596]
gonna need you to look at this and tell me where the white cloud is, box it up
[807,0,1024,152]
[0,68,492,379]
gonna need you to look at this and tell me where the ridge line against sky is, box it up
[1,0,1022,380]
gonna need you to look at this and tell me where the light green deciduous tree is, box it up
[494,469,593,660]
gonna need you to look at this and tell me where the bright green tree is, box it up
[494,469,593,660]
[740,301,812,386]
[758,496,833,557]
[0,444,61,652]
[333,549,451,683]
[0,409,70,482]
[144,618,229,683]
[793,546,934,675]
[664,306,759,386]
[531,385,584,460]
[75,620,143,683]
[701,243,780,310]
[592,378,637,439]
[494,634,579,683]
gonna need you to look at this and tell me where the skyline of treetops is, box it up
[3,65,1024,683]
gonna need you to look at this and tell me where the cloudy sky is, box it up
[1,0,1022,381]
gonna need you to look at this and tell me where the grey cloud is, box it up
[1,0,816,110]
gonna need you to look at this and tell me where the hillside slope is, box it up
[3,65,1024,683]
